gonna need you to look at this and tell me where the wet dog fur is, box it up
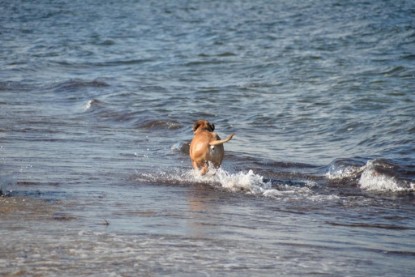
[189,120,234,175]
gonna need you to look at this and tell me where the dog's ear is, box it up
[193,120,201,132]
[208,123,215,132]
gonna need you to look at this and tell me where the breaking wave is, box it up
[136,168,272,194]
[135,167,337,202]
[359,160,415,193]
[326,159,415,193]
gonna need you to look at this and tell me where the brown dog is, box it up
[189,120,234,175]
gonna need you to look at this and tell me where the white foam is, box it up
[83,99,102,111]
[214,169,271,193]
[359,160,414,193]
[138,167,277,194]
[137,167,336,201]
[326,164,364,180]
[84,99,94,111]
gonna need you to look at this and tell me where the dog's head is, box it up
[193,119,215,133]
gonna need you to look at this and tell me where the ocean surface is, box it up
[1,0,415,276]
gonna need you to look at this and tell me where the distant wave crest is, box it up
[327,159,415,193]
[359,160,415,193]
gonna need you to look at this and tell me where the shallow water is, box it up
[1,0,415,276]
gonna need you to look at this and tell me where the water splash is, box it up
[359,160,415,193]
[325,160,365,180]
[137,167,275,195]
[136,167,333,201]
[214,169,273,194]
[326,159,415,193]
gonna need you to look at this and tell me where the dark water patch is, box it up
[217,51,237,57]
[52,212,77,221]
[195,86,222,93]
[184,59,235,67]
[95,39,116,46]
[6,190,67,202]
[402,54,415,60]
[216,154,327,190]
[383,250,415,257]
[137,85,169,93]
[198,51,237,57]
[89,58,155,67]
[50,58,156,69]
[381,65,413,77]
[137,119,183,130]
[0,81,33,92]
[52,79,110,92]
[16,181,60,187]
[326,221,411,231]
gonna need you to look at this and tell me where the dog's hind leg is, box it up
[192,160,208,175]
[192,161,200,171]
[200,163,209,175]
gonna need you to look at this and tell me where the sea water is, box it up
[1,0,414,276]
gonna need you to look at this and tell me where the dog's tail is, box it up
[209,134,235,146]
